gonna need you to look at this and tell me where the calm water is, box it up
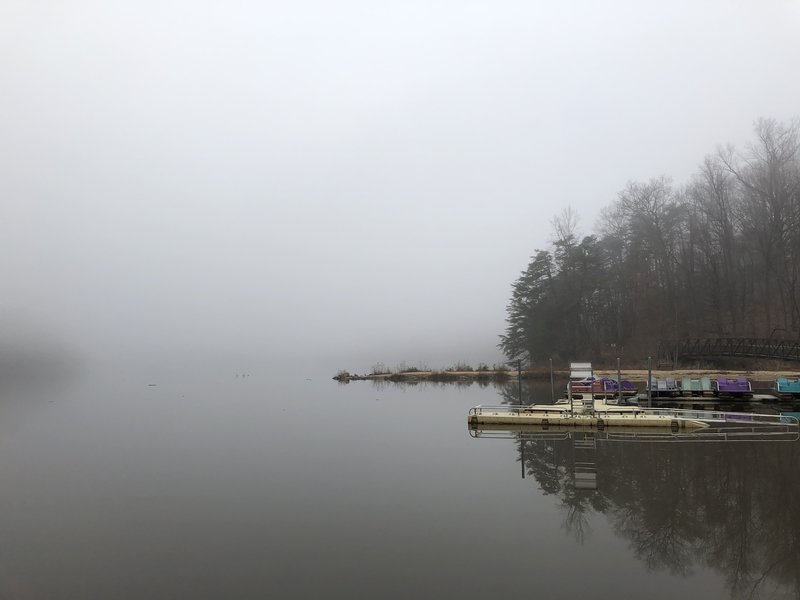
[1,370,798,599]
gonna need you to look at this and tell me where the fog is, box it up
[2,0,800,375]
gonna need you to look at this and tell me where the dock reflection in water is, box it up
[468,421,800,599]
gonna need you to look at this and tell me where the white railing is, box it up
[633,407,798,427]
[468,404,570,416]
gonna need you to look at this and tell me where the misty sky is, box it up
[2,0,800,372]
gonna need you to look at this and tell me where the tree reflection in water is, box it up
[480,427,800,599]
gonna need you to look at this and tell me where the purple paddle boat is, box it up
[713,377,752,397]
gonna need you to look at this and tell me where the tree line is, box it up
[500,118,800,363]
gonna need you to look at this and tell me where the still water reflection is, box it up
[472,382,800,600]
[470,426,800,599]
[0,371,797,599]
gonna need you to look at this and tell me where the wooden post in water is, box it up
[617,357,622,404]
[568,372,573,416]
[549,357,555,403]
[517,359,522,412]
[647,356,652,408]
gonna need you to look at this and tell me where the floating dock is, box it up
[468,401,709,431]
[468,399,800,432]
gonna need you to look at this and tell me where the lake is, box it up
[0,369,797,599]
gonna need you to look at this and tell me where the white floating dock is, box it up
[468,400,709,430]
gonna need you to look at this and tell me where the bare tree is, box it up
[719,118,800,334]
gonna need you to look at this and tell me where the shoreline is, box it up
[333,367,800,383]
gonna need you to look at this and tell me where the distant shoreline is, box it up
[333,367,800,383]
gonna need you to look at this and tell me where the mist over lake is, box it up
[2,0,800,597]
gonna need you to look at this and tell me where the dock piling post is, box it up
[568,376,573,416]
[647,356,652,408]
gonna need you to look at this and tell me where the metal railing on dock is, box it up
[468,404,571,416]
[634,407,799,427]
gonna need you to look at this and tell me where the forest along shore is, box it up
[332,367,800,384]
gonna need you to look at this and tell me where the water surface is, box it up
[0,371,797,598]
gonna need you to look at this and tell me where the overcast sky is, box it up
[2,0,799,373]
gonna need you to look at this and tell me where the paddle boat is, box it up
[713,377,752,397]
[775,377,800,398]
[680,376,714,396]
[647,377,680,397]
[568,376,637,399]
